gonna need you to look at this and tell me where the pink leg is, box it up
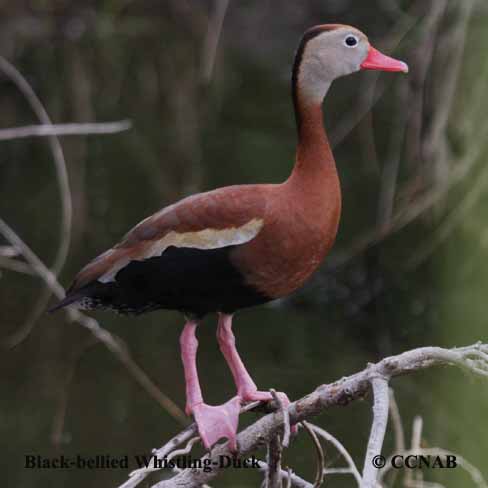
[180,320,240,451]
[217,313,290,405]
[217,314,297,435]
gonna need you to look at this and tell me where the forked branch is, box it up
[117,342,488,488]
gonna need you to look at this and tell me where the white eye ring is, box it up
[344,35,359,48]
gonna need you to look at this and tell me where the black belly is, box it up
[77,245,271,318]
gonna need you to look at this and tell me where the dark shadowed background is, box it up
[2,1,488,487]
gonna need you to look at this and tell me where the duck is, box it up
[50,24,408,451]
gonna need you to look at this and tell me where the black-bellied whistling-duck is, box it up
[51,25,408,450]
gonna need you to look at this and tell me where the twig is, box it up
[122,401,262,488]
[324,468,358,476]
[407,416,423,487]
[0,120,132,140]
[306,423,361,486]
[285,468,293,488]
[0,245,19,257]
[160,436,201,473]
[120,425,198,488]
[265,434,283,488]
[270,388,291,448]
[404,0,447,171]
[266,389,287,487]
[301,421,325,488]
[376,78,409,233]
[257,461,313,488]
[362,377,390,488]
[0,55,72,346]
[385,388,405,488]
[410,416,422,452]
[388,388,405,453]
[200,0,229,83]
[0,256,35,275]
[422,0,475,168]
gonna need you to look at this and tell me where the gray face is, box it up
[298,27,370,103]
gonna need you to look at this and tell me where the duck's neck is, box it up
[288,93,337,187]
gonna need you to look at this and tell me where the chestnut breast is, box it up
[232,177,341,299]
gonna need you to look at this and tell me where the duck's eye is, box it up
[345,35,358,48]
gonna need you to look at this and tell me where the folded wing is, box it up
[52,185,268,316]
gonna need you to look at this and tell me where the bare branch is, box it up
[0,217,187,426]
[265,434,283,488]
[0,256,35,275]
[388,388,405,453]
[406,415,424,487]
[376,79,409,233]
[121,426,198,488]
[362,377,390,488]
[301,421,325,488]
[305,423,361,485]
[257,461,313,488]
[422,0,475,167]
[0,120,132,141]
[384,388,404,488]
[0,55,72,346]
[200,0,229,83]
[121,401,265,488]
[141,342,488,488]
[0,245,19,257]
[271,388,291,448]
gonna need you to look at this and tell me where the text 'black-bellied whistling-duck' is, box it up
[51,25,408,450]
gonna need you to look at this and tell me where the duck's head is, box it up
[293,24,408,106]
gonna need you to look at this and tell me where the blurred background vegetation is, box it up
[2,0,488,486]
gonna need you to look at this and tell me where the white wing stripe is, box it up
[99,218,263,283]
